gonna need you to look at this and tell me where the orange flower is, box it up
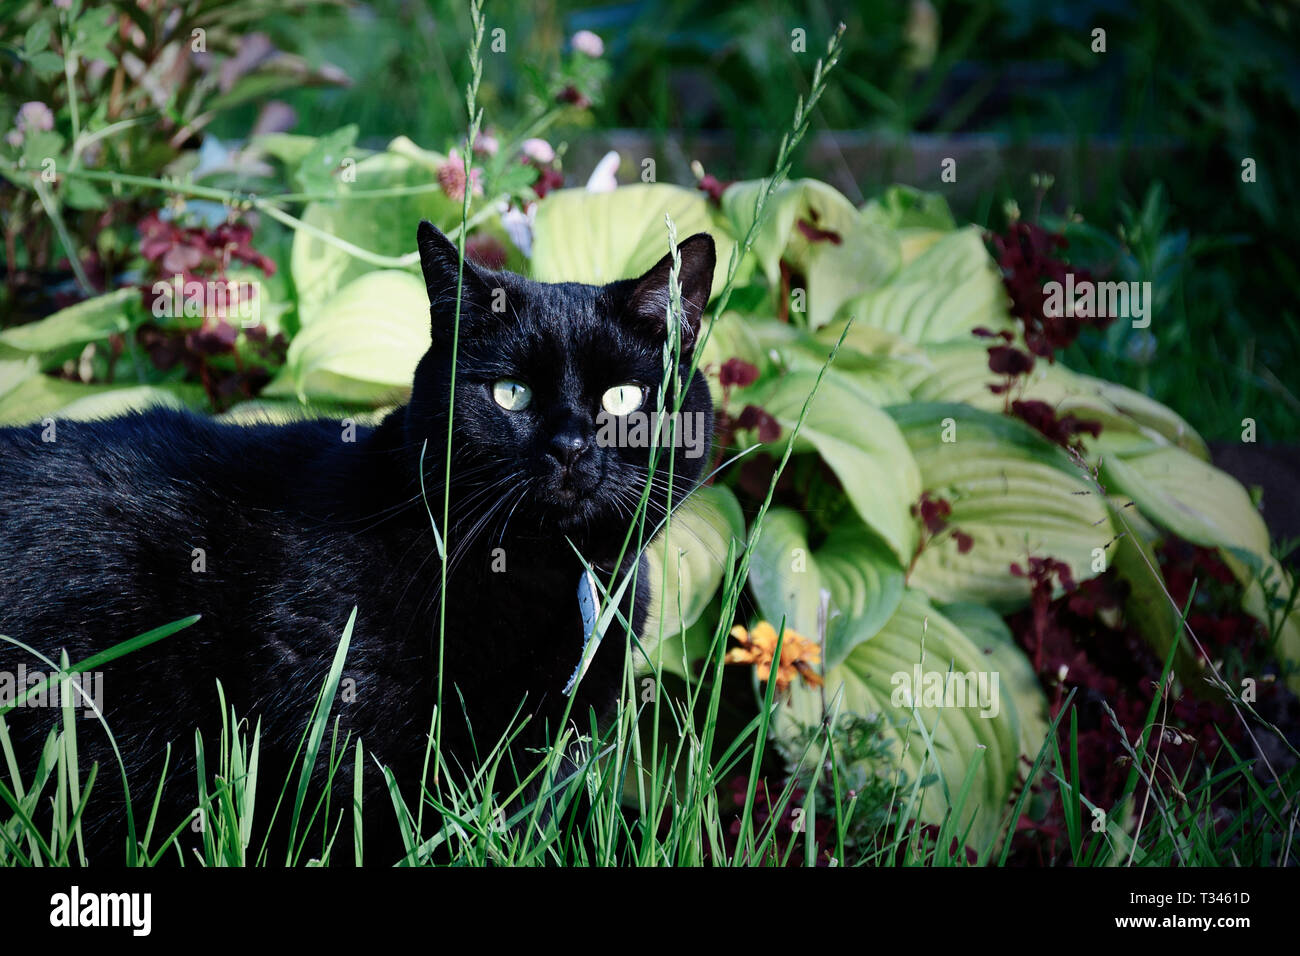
[725,621,824,692]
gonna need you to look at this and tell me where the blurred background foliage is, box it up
[225,0,1300,442]
[4,0,1299,442]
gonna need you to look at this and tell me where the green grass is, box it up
[3,591,1296,866]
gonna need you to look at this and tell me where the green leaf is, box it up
[0,379,205,426]
[290,142,462,327]
[263,270,430,406]
[775,588,1037,853]
[939,600,1050,768]
[24,19,51,55]
[720,178,861,292]
[758,370,921,564]
[1219,550,1300,694]
[530,184,734,299]
[887,403,1116,611]
[860,185,957,232]
[746,507,905,668]
[737,317,914,406]
[22,129,63,167]
[293,124,358,196]
[252,133,322,168]
[1100,446,1270,560]
[26,51,64,80]
[0,288,135,360]
[840,228,1016,343]
[643,484,745,641]
[220,399,390,427]
[1105,498,1202,685]
[0,357,41,399]
[61,176,106,211]
[899,341,1208,459]
[802,218,900,330]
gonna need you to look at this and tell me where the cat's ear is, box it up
[622,233,716,352]
[416,220,487,315]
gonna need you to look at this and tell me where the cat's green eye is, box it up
[601,384,645,416]
[492,379,532,411]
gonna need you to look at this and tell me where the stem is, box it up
[32,178,93,295]
[48,168,504,265]
[61,19,81,165]
[431,0,487,805]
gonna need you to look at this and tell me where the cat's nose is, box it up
[548,430,589,468]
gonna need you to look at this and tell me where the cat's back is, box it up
[0,407,340,504]
[0,409,354,640]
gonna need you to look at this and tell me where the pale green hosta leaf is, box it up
[0,357,41,399]
[264,270,430,406]
[1105,496,1204,684]
[1103,445,1298,689]
[721,178,900,328]
[859,185,957,233]
[530,184,735,298]
[0,378,205,426]
[898,341,1207,459]
[888,403,1115,611]
[744,318,914,406]
[775,588,1036,853]
[290,141,462,326]
[643,484,745,642]
[745,507,906,669]
[251,132,322,168]
[939,600,1050,767]
[0,288,136,364]
[1101,446,1269,559]
[1220,549,1300,694]
[758,371,921,564]
[720,177,860,289]
[840,227,1016,343]
[801,217,900,330]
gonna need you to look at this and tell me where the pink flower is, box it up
[571,30,605,58]
[437,149,484,201]
[16,101,54,133]
[521,138,555,164]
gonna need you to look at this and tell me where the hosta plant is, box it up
[3,144,1295,857]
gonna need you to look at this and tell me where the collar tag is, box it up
[563,569,602,696]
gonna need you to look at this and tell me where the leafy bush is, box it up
[3,136,1297,857]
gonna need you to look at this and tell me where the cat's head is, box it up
[406,221,716,551]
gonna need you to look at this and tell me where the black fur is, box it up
[0,223,715,864]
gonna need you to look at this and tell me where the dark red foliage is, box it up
[796,217,842,245]
[465,234,508,270]
[987,344,1035,376]
[138,212,277,282]
[1003,539,1284,865]
[1009,399,1102,452]
[987,220,1113,360]
[529,162,565,200]
[718,357,760,390]
[736,403,782,443]
[556,85,591,108]
[912,491,953,535]
[909,492,975,564]
[134,211,285,411]
[696,173,733,206]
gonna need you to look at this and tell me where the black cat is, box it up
[0,222,716,865]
